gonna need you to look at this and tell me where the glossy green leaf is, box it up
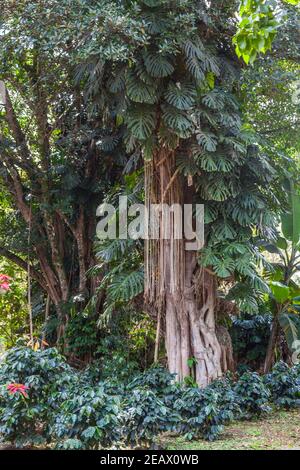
[269,281,290,304]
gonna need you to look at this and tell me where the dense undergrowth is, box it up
[0,347,300,449]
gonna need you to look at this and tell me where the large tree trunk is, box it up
[145,148,222,387]
[165,261,222,386]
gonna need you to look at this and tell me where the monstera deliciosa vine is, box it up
[65,0,280,386]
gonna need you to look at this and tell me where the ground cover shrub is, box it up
[0,347,74,447]
[172,378,239,441]
[231,314,272,371]
[121,388,178,447]
[126,365,175,393]
[126,365,182,406]
[2,347,300,449]
[264,361,300,408]
[208,376,241,419]
[234,371,271,418]
[50,384,122,449]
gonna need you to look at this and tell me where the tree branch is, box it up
[4,87,33,165]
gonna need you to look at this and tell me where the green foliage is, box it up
[172,383,237,441]
[126,106,156,140]
[281,180,300,245]
[143,52,174,78]
[127,365,176,393]
[164,82,196,110]
[93,235,143,322]
[122,388,176,447]
[0,0,289,356]
[278,312,300,352]
[0,261,28,349]
[65,312,98,358]
[265,361,300,408]
[3,347,300,449]
[126,71,158,104]
[107,270,144,304]
[269,281,290,303]
[196,132,218,152]
[128,314,156,358]
[233,0,278,64]
[231,314,272,369]
[0,347,72,447]
[51,385,121,450]
[283,0,300,5]
[234,372,271,417]
[0,0,298,420]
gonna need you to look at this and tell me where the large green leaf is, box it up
[269,281,290,304]
[279,312,300,350]
[164,82,196,110]
[126,71,158,104]
[143,52,174,78]
[276,237,288,250]
[126,106,156,140]
[196,131,218,152]
[162,106,193,136]
[281,184,300,246]
[292,192,300,245]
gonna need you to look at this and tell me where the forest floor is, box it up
[162,409,300,450]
